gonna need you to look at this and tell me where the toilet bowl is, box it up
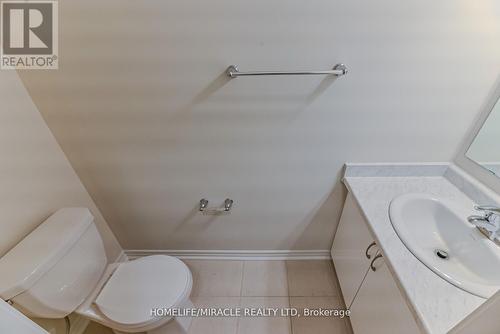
[77,255,193,334]
[0,208,193,334]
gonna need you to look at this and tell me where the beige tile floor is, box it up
[83,260,350,334]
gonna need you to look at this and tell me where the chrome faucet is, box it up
[468,205,500,245]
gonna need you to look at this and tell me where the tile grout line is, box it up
[285,260,294,334]
[187,259,345,334]
[328,259,350,334]
[330,260,351,334]
[235,260,245,334]
[239,260,245,297]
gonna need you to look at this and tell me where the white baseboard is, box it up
[125,249,331,260]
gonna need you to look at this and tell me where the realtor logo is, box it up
[1,1,58,69]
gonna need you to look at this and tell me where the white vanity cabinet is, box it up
[332,194,421,334]
[349,257,421,334]
[331,194,379,308]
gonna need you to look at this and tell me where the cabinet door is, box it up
[349,256,421,334]
[331,194,378,308]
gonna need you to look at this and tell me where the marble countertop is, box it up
[342,164,498,334]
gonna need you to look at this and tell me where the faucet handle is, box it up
[488,213,500,228]
[474,205,500,214]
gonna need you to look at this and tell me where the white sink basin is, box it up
[389,193,500,298]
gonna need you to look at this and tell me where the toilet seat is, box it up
[94,255,192,329]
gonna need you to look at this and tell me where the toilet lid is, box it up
[95,255,192,326]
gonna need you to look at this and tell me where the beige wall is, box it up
[19,0,500,250]
[0,71,122,261]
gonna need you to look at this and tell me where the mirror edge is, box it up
[455,74,500,194]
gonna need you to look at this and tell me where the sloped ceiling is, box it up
[19,0,500,250]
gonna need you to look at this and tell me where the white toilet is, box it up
[0,208,193,334]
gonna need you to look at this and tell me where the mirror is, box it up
[467,91,500,176]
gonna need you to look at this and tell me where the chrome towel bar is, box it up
[226,63,348,78]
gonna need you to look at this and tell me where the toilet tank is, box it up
[0,208,107,318]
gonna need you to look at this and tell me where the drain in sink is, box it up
[435,249,449,260]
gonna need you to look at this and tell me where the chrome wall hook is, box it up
[224,198,234,212]
[199,199,209,211]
